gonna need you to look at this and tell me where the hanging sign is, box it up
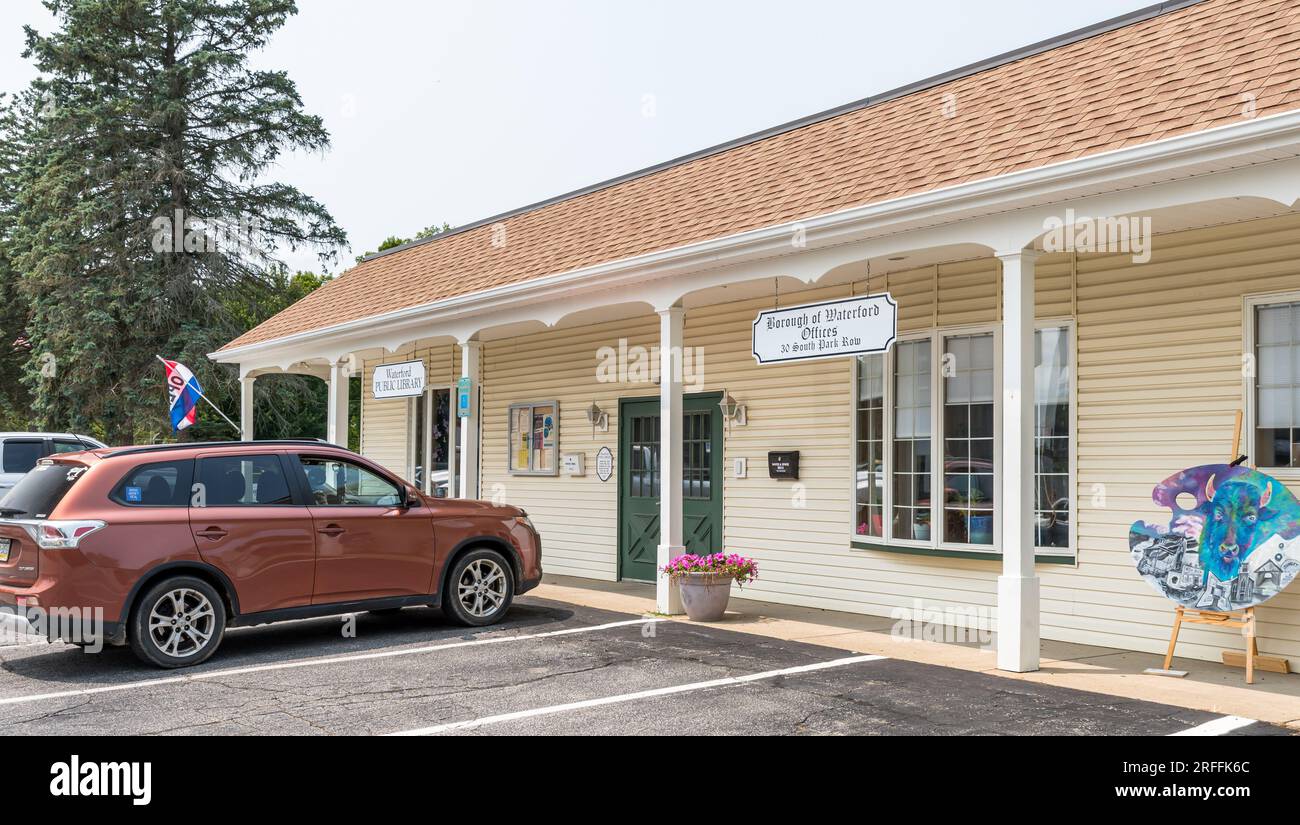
[1129,465,1300,611]
[372,360,426,399]
[752,293,897,365]
[456,376,473,418]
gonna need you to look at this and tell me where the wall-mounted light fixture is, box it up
[718,392,747,428]
[585,401,608,433]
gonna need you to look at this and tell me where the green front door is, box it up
[618,393,723,582]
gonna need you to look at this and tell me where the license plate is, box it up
[0,539,9,562]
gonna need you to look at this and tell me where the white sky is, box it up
[0,0,1156,274]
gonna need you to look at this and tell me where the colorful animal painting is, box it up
[1128,465,1300,611]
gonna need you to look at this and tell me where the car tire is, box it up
[442,548,515,627]
[128,576,227,669]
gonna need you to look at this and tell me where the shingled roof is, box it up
[221,0,1300,352]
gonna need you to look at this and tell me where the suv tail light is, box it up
[37,520,106,549]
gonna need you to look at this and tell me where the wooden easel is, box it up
[1155,411,1290,684]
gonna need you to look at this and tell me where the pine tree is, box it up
[6,0,345,443]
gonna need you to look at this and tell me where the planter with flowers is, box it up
[660,553,759,622]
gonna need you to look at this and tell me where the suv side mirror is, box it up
[402,488,420,509]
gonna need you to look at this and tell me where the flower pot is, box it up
[914,523,931,541]
[677,572,734,622]
[969,515,993,545]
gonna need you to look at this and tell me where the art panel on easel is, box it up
[1129,464,1300,612]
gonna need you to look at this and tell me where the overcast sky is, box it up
[0,0,1156,274]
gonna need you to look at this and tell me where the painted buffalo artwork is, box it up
[1129,465,1300,612]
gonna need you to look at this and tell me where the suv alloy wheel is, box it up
[128,575,227,668]
[443,548,514,627]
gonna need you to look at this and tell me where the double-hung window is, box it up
[1249,294,1300,470]
[854,323,1074,557]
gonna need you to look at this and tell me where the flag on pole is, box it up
[161,359,203,431]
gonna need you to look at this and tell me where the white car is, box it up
[0,432,107,497]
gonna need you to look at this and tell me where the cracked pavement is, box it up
[0,598,1289,736]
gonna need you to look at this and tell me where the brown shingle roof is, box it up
[222,0,1300,352]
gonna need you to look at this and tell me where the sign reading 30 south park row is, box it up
[752,294,897,365]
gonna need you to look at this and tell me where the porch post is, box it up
[996,249,1041,672]
[239,372,255,442]
[657,306,685,614]
[458,340,482,500]
[326,358,350,447]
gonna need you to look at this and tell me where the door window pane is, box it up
[892,340,931,541]
[197,455,292,506]
[630,415,660,498]
[683,411,712,500]
[856,354,885,537]
[299,456,401,506]
[1035,326,1071,549]
[1255,302,1299,468]
[943,333,995,545]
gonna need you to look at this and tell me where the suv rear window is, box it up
[2,440,43,474]
[0,460,88,519]
[112,460,193,506]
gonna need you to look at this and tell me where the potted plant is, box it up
[914,510,931,541]
[661,553,759,622]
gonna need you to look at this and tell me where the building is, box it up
[212,0,1300,672]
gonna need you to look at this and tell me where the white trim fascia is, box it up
[211,109,1300,365]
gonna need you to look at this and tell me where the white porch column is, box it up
[657,306,685,615]
[326,359,351,447]
[996,249,1041,673]
[239,372,256,442]
[458,340,482,500]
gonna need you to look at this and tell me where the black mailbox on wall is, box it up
[767,451,800,480]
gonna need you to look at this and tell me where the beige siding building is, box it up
[217,0,1300,673]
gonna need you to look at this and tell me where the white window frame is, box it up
[408,385,458,496]
[850,319,1077,559]
[1244,289,1300,480]
[507,400,561,476]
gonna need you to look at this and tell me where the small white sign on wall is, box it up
[561,453,585,476]
[752,294,897,365]
[372,360,426,399]
[596,446,614,482]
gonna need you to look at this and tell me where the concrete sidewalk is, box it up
[535,574,1300,730]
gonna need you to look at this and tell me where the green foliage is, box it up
[0,0,345,444]
[355,223,451,263]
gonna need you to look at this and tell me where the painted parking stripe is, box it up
[1167,715,1258,736]
[389,653,889,736]
[0,617,662,708]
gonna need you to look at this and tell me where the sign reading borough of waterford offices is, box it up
[752,294,897,365]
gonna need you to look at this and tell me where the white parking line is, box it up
[1167,715,1258,736]
[0,618,662,708]
[388,653,889,736]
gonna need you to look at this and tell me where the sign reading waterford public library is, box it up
[372,360,426,399]
[752,294,897,364]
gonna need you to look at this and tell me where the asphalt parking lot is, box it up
[0,597,1288,736]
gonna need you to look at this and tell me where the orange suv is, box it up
[0,440,541,668]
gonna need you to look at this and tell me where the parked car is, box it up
[0,432,107,498]
[0,439,541,668]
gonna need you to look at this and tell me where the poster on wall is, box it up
[1129,464,1300,612]
[752,293,897,365]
